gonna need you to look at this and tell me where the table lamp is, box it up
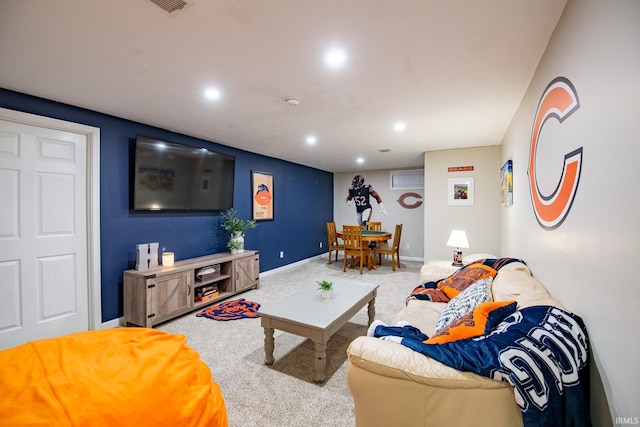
[446,230,469,267]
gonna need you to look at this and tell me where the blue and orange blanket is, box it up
[375,306,591,427]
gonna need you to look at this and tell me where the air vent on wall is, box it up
[150,0,188,13]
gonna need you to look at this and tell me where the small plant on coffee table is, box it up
[317,280,333,291]
[317,280,334,299]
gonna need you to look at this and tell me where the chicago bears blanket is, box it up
[399,306,591,427]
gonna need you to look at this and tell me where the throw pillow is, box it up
[438,263,497,299]
[433,277,493,334]
[426,300,517,344]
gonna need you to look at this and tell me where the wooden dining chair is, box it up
[374,224,403,271]
[342,225,366,274]
[326,222,344,264]
[366,221,382,231]
[365,221,387,246]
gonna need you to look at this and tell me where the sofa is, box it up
[347,258,590,427]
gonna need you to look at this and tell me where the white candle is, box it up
[162,252,174,267]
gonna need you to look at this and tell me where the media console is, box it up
[123,251,259,327]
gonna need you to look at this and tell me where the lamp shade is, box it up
[446,230,469,249]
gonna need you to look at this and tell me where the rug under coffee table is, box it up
[260,279,379,383]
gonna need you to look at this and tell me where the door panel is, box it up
[0,119,89,349]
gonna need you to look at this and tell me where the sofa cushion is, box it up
[419,263,459,284]
[438,263,497,299]
[433,277,493,333]
[491,261,564,308]
[462,253,498,265]
[426,300,517,344]
[392,299,445,333]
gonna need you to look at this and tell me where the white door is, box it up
[0,117,94,349]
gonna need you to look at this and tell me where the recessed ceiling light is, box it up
[324,47,347,68]
[204,87,221,101]
[285,97,301,106]
[306,136,317,144]
[356,157,364,164]
[394,122,406,132]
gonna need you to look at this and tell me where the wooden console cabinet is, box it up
[124,251,259,327]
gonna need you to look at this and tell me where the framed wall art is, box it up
[252,171,274,221]
[500,160,513,206]
[448,177,474,206]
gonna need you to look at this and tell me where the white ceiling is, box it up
[0,0,566,172]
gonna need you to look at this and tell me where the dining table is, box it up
[336,229,392,270]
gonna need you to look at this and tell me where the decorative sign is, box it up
[448,166,474,172]
[136,242,159,271]
[528,77,582,230]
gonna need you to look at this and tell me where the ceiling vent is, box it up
[150,0,188,13]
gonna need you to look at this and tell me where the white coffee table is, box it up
[260,279,379,383]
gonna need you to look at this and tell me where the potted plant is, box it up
[227,238,241,254]
[221,208,256,253]
[317,280,334,299]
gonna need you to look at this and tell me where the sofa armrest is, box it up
[347,336,504,388]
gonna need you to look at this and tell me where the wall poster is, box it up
[252,171,274,221]
[501,160,513,206]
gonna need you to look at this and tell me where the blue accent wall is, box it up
[0,88,334,322]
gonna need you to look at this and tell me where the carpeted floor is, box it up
[159,255,424,427]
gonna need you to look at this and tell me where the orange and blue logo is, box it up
[528,77,582,230]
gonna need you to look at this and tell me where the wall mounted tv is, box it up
[131,135,235,211]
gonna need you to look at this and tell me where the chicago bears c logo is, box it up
[397,192,422,209]
[528,77,582,230]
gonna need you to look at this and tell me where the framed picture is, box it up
[252,171,274,221]
[500,160,513,206]
[448,177,474,206]
[200,174,211,193]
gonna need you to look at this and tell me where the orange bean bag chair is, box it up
[0,328,227,427]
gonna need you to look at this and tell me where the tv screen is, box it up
[132,135,235,211]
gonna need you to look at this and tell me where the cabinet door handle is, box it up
[188,285,191,295]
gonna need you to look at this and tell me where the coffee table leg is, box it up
[367,298,376,326]
[264,327,275,365]
[313,341,327,383]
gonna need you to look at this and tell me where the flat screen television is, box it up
[131,135,235,211]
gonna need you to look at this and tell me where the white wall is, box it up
[424,146,502,262]
[501,1,640,425]
[333,169,424,260]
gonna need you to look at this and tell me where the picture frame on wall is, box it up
[448,177,474,206]
[252,171,274,221]
[500,160,513,206]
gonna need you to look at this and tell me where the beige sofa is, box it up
[347,260,564,427]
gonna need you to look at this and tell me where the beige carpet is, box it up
[159,255,424,427]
